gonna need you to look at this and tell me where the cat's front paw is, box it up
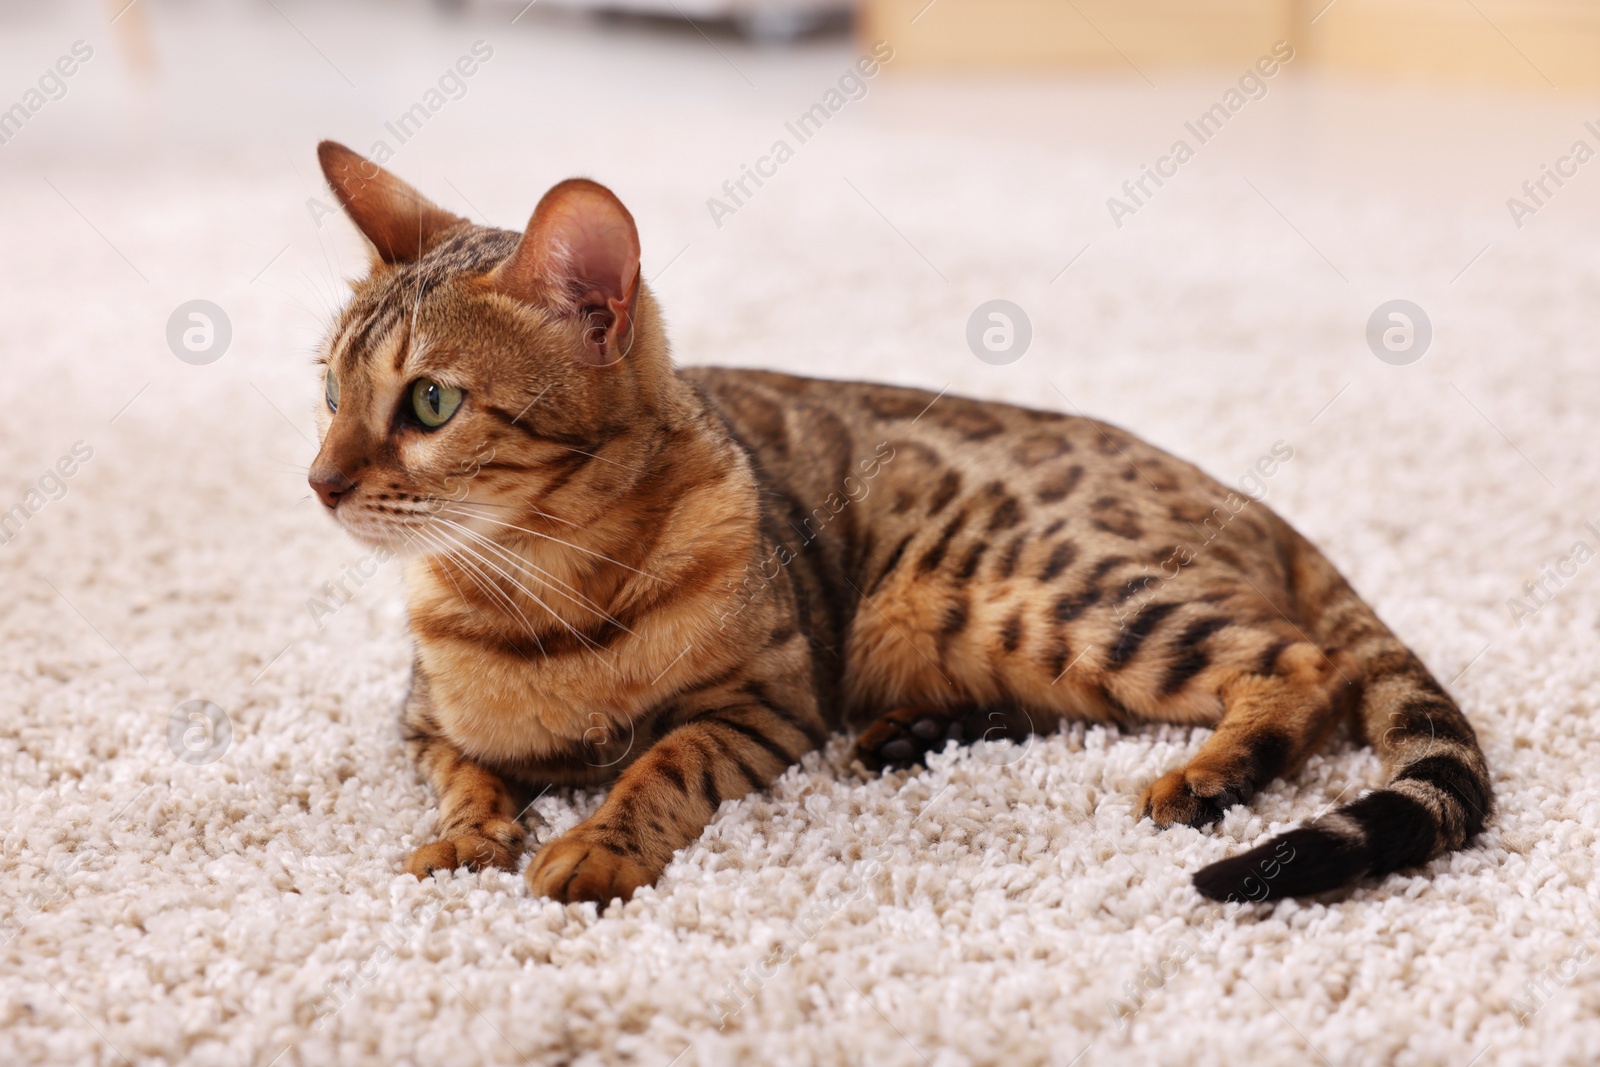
[525,834,655,905]
[404,818,524,878]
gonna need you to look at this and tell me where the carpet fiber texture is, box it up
[2,5,1599,1065]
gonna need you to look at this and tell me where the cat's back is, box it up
[681,367,1239,520]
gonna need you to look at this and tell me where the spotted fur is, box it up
[309,142,1490,906]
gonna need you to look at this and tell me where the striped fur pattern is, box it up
[308,142,1490,905]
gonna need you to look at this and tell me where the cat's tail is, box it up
[1192,524,1491,902]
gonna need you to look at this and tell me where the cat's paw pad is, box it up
[853,706,963,772]
[525,835,655,906]
[1138,768,1252,830]
[404,818,524,878]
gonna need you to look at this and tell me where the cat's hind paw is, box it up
[1138,767,1253,830]
[853,705,972,772]
[855,704,1037,772]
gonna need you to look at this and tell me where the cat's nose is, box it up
[310,468,357,509]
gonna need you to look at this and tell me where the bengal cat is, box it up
[308,141,1490,906]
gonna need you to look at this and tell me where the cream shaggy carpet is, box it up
[3,3,1600,1065]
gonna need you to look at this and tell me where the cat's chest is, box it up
[405,579,743,766]
[416,640,638,764]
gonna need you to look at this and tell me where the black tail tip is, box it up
[1192,826,1366,903]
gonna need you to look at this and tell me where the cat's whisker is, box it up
[433,516,637,636]
[431,505,666,584]
[409,252,429,352]
[408,527,477,610]
[284,148,355,311]
[294,268,342,321]
[423,525,568,633]
[426,526,617,665]
[414,527,551,658]
[258,278,328,324]
[447,525,628,624]
[427,543,541,651]
[438,532,618,663]
[446,497,584,528]
[551,443,648,477]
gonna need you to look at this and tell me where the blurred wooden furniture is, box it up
[862,0,1289,71]
[1296,0,1600,89]
[862,0,1600,87]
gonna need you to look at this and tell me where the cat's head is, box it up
[309,141,674,553]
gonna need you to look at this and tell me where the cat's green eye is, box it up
[411,379,463,429]
[324,370,339,413]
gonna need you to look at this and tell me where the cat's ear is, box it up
[489,178,641,367]
[317,140,465,266]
